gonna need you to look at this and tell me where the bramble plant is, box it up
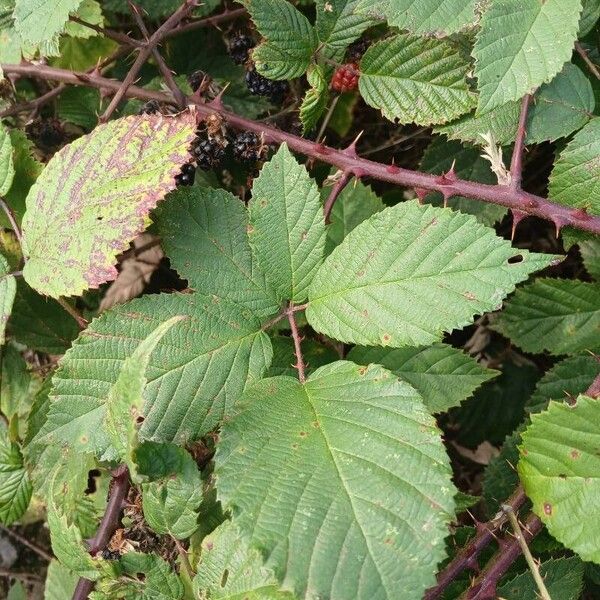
[0,0,599,599]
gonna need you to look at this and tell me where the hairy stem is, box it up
[287,303,306,383]
[72,465,131,600]
[2,64,600,235]
[503,506,551,600]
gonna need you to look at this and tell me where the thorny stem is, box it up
[72,465,131,600]
[423,486,527,600]
[99,0,196,122]
[3,62,599,236]
[324,170,352,223]
[287,303,306,383]
[163,6,247,38]
[509,95,531,190]
[70,16,144,47]
[129,2,187,108]
[462,512,543,600]
[575,42,600,80]
[0,198,22,245]
[0,524,53,562]
[57,297,88,330]
[503,506,552,600]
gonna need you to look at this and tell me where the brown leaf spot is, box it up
[570,449,581,459]
[463,291,476,301]
[382,333,391,344]
[358,366,367,375]
[260,198,268,207]
[292,443,299,450]
[80,435,88,444]
[246,224,254,234]
[299,431,308,438]
[356,270,365,277]
[362,309,368,317]
[543,502,552,515]
[311,420,320,429]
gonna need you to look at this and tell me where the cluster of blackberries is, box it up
[193,135,226,170]
[175,162,196,187]
[232,131,262,163]
[101,549,120,560]
[229,34,255,65]
[245,69,288,103]
[138,100,161,115]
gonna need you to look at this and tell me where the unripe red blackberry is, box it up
[228,34,256,65]
[331,63,360,93]
[245,68,288,103]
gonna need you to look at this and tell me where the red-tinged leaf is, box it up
[21,111,197,298]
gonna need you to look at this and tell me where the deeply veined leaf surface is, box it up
[519,395,600,562]
[359,34,476,125]
[21,112,196,298]
[217,361,455,600]
[306,201,559,347]
[39,293,273,457]
[473,0,582,113]
[299,64,329,134]
[0,253,16,344]
[491,279,600,355]
[348,343,498,413]
[155,186,279,320]
[249,144,326,302]
[0,423,31,525]
[0,121,14,196]
[13,0,81,45]
[548,118,600,214]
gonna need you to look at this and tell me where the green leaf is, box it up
[52,35,118,71]
[249,143,326,303]
[0,423,31,524]
[41,292,273,455]
[579,0,600,36]
[548,117,600,214]
[142,447,202,539]
[9,280,79,354]
[21,112,197,298]
[518,394,600,563]
[357,0,477,36]
[324,177,385,253]
[306,201,559,347]
[491,279,600,355]
[580,239,600,280]
[104,316,184,478]
[3,129,43,228]
[216,361,455,600]
[245,0,318,80]
[13,0,81,45]
[527,354,600,414]
[44,560,79,600]
[359,34,476,125]
[473,0,583,114]
[94,552,183,600]
[0,121,14,196]
[299,64,329,134]
[63,0,103,39]
[316,0,376,57]
[193,521,293,599]
[57,87,102,130]
[7,581,26,600]
[0,253,16,344]
[436,63,595,145]
[348,343,498,413]
[0,344,37,427]
[267,335,338,378]
[420,137,507,226]
[497,556,584,600]
[154,186,279,320]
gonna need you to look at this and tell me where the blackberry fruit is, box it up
[228,34,255,65]
[188,70,207,93]
[26,117,65,150]
[331,63,360,93]
[101,549,120,560]
[193,136,226,170]
[232,131,262,163]
[245,69,288,103]
[138,100,161,115]
[175,163,196,186]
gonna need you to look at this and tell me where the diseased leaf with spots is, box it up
[21,112,197,298]
[306,201,559,347]
[519,395,600,563]
[217,361,455,600]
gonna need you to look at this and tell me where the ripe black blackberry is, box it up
[188,70,207,93]
[101,549,120,560]
[138,100,161,115]
[26,117,65,150]
[228,34,255,65]
[193,136,226,170]
[232,131,262,163]
[175,162,196,186]
[245,69,288,103]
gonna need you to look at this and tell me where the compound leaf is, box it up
[21,112,197,298]
[217,361,455,600]
[249,143,326,303]
[491,279,600,355]
[473,0,582,114]
[519,395,600,563]
[348,343,498,413]
[306,201,559,347]
[359,34,476,126]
